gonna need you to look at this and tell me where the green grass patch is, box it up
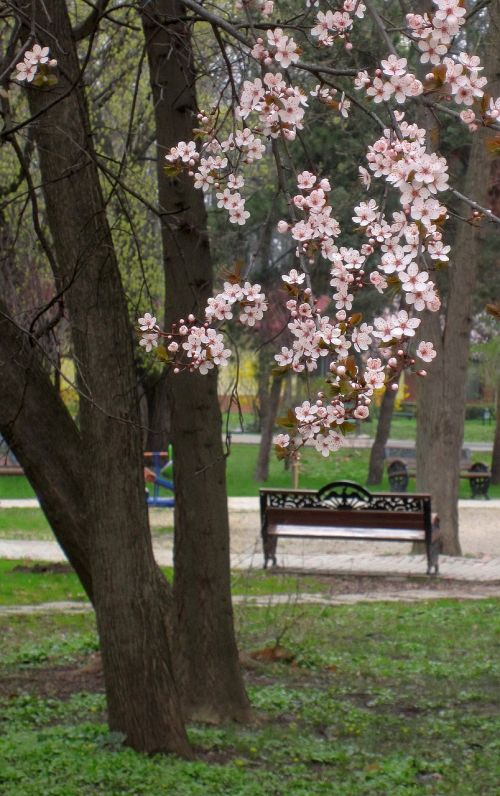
[0,509,53,540]
[0,560,329,606]
[226,444,499,499]
[0,600,499,794]
[0,475,36,499]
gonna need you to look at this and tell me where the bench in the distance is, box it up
[260,480,441,575]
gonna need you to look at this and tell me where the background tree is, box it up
[416,0,500,554]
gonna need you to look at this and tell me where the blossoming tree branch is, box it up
[132,0,500,459]
[93,0,496,460]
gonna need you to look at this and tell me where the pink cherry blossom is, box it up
[416,341,437,362]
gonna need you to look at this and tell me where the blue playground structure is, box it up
[144,448,175,507]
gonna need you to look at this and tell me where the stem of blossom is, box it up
[180,0,358,77]
[423,98,500,132]
[270,138,312,290]
[449,189,500,225]
[364,0,398,56]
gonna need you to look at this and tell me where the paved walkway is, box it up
[227,433,494,452]
[1,537,499,581]
[2,496,499,511]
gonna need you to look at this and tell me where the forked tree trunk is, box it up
[13,0,190,756]
[142,0,250,722]
[366,385,397,486]
[416,3,500,554]
[491,385,500,485]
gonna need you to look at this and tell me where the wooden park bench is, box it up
[385,445,473,473]
[385,447,491,499]
[260,480,441,575]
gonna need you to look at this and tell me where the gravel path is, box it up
[2,582,500,617]
[149,500,500,559]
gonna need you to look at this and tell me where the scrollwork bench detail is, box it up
[260,481,441,575]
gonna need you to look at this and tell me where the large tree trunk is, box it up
[13,0,190,756]
[141,370,171,451]
[416,3,500,555]
[491,384,500,485]
[366,385,397,486]
[142,0,250,722]
[0,300,94,600]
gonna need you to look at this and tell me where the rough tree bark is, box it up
[10,0,190,756]
[491,385,500,484]
[416,2,500,554]
[0,299,94,600]
[142,0,251,722]
[366,385,397,486]
[140,369,171,451]
[254,373,284,482]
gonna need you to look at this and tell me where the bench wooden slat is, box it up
[268,525,425,542]
[267,507,426,530]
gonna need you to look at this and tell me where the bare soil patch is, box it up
[0,654,104,701]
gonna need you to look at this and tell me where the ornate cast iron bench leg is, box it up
[427,515,441,576]
[262,523,278,568]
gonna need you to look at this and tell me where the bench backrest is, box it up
[260,481,432,532]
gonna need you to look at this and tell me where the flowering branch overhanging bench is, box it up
[259,481,441,575]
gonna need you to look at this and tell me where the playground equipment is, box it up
[144,447,174,507]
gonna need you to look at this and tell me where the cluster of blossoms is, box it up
[15,44,56,82]
[205,281,267,327]
[138,279,267,373]
[237,71,307,140]
[407,0,466,66]
[165,118,265,223]
[311,84,350,118]
[272,264,436,453]
[355,56,423,104]
[311,1,366,47]
[250,28,300,70]
[138,312,230,374]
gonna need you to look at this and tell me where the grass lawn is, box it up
[225,445,499,499]
[0,598,499,794]
[0,559,330,606]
